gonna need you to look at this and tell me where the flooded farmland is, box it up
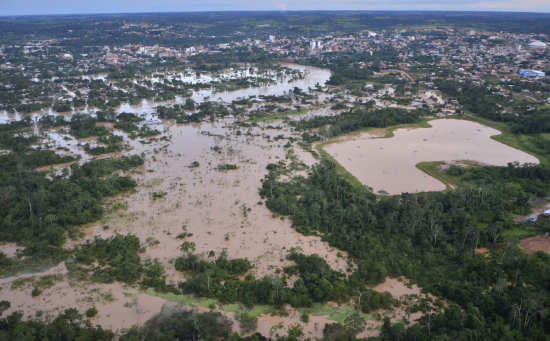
[0,63,360,337]
[0,63,329,124]
[324,119,539,195]
[0,63,461,339]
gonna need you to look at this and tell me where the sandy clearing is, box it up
[520,235,550,255]
[374,277,422,298]
[0,243,21,258]
[475,247,490,255]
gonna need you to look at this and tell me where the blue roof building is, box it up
[519,69,546,77]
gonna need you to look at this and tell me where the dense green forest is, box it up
[0,303,114,340]
[0,153,143,257]
[293,106,430,138]
[260,158,550,339]
[176,248,362,308]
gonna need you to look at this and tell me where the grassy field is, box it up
[306,303,371,324]
[142,288,370,323]
[501,227,536,240]
[415,161,457,192]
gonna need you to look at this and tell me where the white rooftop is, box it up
[528,41,547,47]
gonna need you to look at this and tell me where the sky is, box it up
[1,0,550,16]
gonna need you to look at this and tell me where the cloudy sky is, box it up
[1,0,550,16]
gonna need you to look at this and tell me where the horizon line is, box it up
[1,9,550,19]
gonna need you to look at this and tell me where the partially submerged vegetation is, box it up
[0,123,144,263]
[1,10,550,340]
[217,163,239,171]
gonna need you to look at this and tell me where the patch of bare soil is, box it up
[0,243,21,258]
[520,235,550,255]
[374,277,422,298]
[475,247,490,255]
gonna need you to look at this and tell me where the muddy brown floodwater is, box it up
[324,119,539,195]
[1,64,450,339]
[85,122,349,278]
[0,63,354,338]
[1,119,351,336]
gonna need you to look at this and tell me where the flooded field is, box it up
[0,63,330,124]
[0,262,167,331]
[324,119,539,195]
[0,64,363,338]
[0,63,452,338]
[1,117,355,335]
[87,122,349,277]
[190,63,330,103]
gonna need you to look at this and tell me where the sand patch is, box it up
[520,235,550,255]
[374,277,421,298]
[475,247,490,255]
[0,243,21,258]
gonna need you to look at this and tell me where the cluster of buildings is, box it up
[1,24,548,104]
[252,29,548,83]
[5,24,548,83]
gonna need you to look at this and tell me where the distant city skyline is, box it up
[1,0,550,16]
